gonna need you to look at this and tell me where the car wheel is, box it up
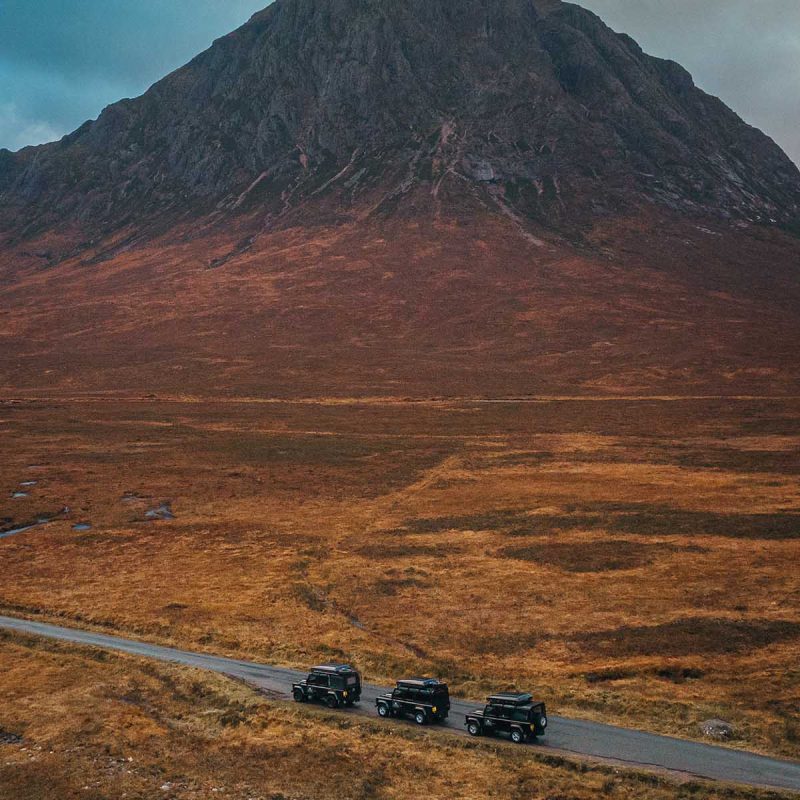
[326,695,339,709]
[414,711,426,725]
[511,729,525,744]
[467,722,481,737]
[292,689,305,703]
[377,703,390,718]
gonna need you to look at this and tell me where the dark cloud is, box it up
[579,0,800,165]
[0,0,266,151]
[0,0,798,166]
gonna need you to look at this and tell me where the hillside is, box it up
[0,0,799,398]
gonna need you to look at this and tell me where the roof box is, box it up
[397,678,443,688]
[313,663,358,674]
[487,692,533,706]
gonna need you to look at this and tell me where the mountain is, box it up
[1,0,799,398]
[2,0,799,235]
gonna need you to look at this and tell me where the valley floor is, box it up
[1,394,798,781]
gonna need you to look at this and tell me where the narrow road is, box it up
[2,614,799,793]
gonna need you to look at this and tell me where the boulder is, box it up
[699,719,735,740]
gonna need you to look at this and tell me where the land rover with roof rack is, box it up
[465,692,547,743]
[292,664,362,709]
[376,678,450,725]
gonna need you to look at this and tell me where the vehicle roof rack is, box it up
[487,692,533,705]
[397,678,444,688]
[312,663,357,674]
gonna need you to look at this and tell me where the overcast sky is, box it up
[1,0,798,165]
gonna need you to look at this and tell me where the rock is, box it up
[0,730,23,745]
[699,719,735,740]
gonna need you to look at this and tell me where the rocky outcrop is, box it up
[1,0,799,237]
[699,719,736,741]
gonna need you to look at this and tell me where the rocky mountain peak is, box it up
[1,0,799,238]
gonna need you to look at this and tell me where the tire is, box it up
[510,729,525,744]
[467,721,481,737]
[293,688,305,703]
[326,694,339,709]
[414,711,426,726]
[377,703,390,718]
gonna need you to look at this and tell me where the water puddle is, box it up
[11,492,29,499]
[19,481,38,487]
[145,503,175,521]
[122,492,149,504]
[0,518,50,540]
[72,523,93,532]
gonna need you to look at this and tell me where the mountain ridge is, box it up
[2,0,799,241]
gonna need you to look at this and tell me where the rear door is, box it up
[346,672,361,696]
[434,686,450,711]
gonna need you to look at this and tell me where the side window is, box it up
[512,708,529,722]
[310,673,329,688]
[486,705,500,717]
[394,687,409,701]
[330,676,345,690]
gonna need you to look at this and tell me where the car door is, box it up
[309,673,328,700]
[496,705,512,735]
[392,686,409,716]
[483,705,500,732]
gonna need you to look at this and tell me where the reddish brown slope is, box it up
[1,203,798,399]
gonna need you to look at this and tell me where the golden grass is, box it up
[1,396,799,761]
[0,630,792,800]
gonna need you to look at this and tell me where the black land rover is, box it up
[292,664,362,709]
[465,692,547,743]
[376,678,450,725]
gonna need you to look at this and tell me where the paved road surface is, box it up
[2,614,799,792]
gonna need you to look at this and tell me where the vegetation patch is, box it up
[356,542,463,558]
[584,669,638,684]
[369,576,431,596]
[575,618,800,657]
[503,504,800,540]
[403,510,530,534]
[470,630,543,657]
[653,666,705,683]
[497,540,695,572]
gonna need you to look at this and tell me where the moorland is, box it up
[1,393,798,781]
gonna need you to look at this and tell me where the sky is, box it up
[0,0,798,166]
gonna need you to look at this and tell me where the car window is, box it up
[310,673,328,687]
[512,708,529,722]
[330,676,345,690]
